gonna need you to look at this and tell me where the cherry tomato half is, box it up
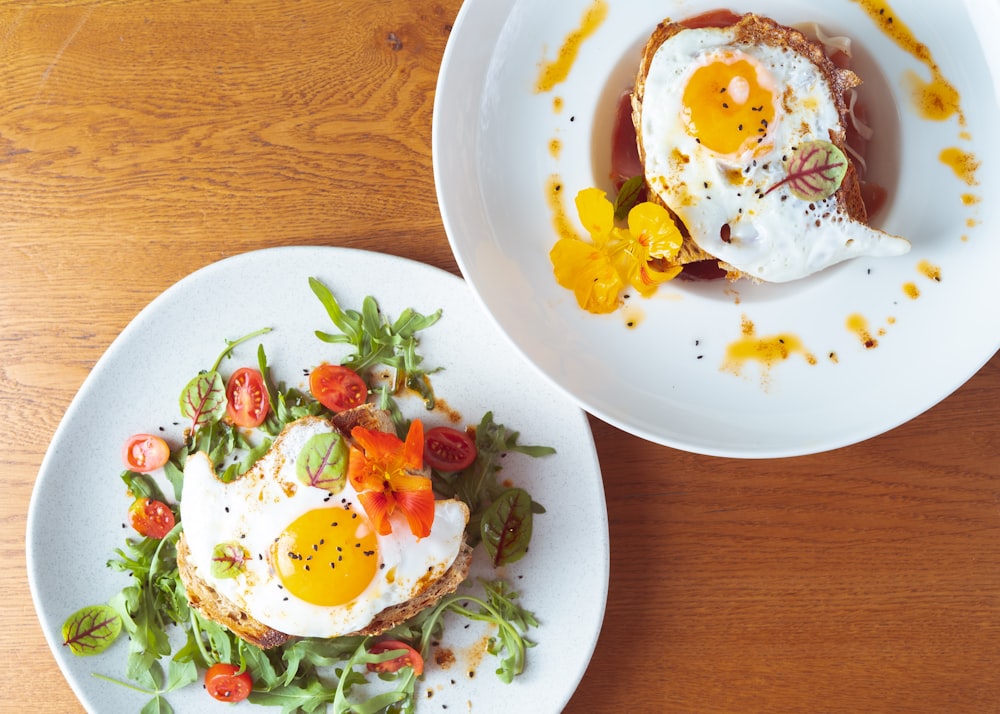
[309,364,367,413]
[367,639,424,676]
[122,433,170,473]
[424,426,477,472]
[226,367,270,428]
[205,662,253,702]
[127,497,176,539]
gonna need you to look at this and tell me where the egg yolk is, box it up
[272,506,379,606]
[681,52,776,157]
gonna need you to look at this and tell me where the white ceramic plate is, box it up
[27,247,608,713]
[433,0,1000,457]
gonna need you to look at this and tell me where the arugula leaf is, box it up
[433,412,552,549]
[416,579,538,685]
[309,277,442,416]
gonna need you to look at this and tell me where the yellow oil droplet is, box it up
[966,217,979,229]
[723,315,815,381]
[939,147,980,185]
[903,282,920,299]
[623,308,644,329]
[961,193,980,206]
[829,351,840,364]
[887,316,897,325]
[549,138,562,159]
[534,0,608,93]
[905,71,963,122]
[545,174,582,242]
[852,0,964,123]
[917,259,941,282]
[553,96,564,114]
[847,313,878,349]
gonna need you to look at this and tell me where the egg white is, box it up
[638,23,909,282]
[180,416,468,639]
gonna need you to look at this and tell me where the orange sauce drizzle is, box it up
[535,0,608,93]
[939,147,980,186]
[851,0,963,123]
[846,313,878,349]
[545,174,582,241]
[723,315,816,378]
[917,259,942,282]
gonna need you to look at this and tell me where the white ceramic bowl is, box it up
[434,0,1000,457]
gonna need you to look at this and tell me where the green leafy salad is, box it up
[61,277,554,714]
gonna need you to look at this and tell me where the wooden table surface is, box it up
[3,2,999,712]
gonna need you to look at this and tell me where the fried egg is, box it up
[636,18,909,282]
[180,416,469,639]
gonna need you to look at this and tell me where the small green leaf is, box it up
[210,542,250,579]
[296,432,349,492]
[481,488,534,567]
[766,140,848,201]
[179,371,226,433]
[62,604,123,656]
[613,175,645,220]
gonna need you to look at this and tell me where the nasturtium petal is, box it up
[211,542,250,579]
[549,238,623,314]
[627,201,683,259]
[574,187,615,243]
[296,431,349,492]
[62,604,123,656]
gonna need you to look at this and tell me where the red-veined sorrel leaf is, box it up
[211,542,250,579]
[481,487,534,567]
[613,175,645,221]
[179,371,226,432]
[765,140,848,201]
[62,604,122,656]
[296,432,348,492]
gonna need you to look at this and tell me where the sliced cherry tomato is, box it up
[205,662,253,702]
[127,497,176,539]
[309,364,367,413]
[226,367,270,428]
[366,639,424,676]
[423,426,477,472]
[122,433,170,473]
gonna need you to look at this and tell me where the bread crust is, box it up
[631,13,870,273]
[176,404,474,649]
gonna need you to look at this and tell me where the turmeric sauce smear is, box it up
[545,174,582,241]
[535,0,608,93]
[723,316,816,378]
[846,313,878,349]
[939,147,979,186]
[918,259,942,282]
[851,0,963,123]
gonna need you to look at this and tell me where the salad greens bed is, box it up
[60,277,554,714]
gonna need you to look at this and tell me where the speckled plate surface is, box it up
[433,0,1000,457]
[27,246,608,713]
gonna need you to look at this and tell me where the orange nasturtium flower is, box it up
[549,187,683,313]
[348,419,435,539]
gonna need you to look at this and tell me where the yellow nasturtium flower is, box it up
[550,187,683,313]
[616,201,684,297]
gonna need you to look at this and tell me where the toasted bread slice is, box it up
[176,403,474,649]
[631,13,869,276]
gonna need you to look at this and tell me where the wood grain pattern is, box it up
[2,2,999,713]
